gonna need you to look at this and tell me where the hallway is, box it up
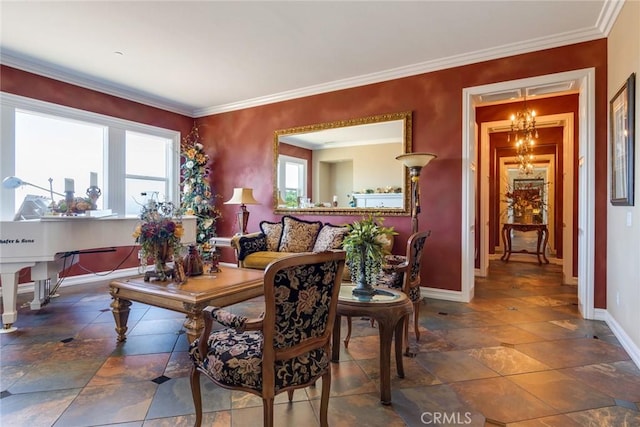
[1,261,639,426]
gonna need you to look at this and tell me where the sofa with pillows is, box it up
[231,215,350,270]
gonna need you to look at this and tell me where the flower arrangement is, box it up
[132,200,184,280]
[342,215,397,294]
[180,124,221,260]
[503,180,549,223]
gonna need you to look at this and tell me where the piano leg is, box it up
[31,279,51,310]
[1,261,36,332]
[29,259,66,310]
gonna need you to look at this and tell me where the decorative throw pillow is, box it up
[260,220,283,251]
[313,223,349,252]
[278,216,322,252]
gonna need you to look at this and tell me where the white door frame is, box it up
[461,68,596,319]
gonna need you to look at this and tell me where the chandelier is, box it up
[508,99,538,174]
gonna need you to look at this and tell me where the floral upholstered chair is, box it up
[377,230,430,355]
[188,251,346,427]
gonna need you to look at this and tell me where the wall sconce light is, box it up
[224,187,260,235]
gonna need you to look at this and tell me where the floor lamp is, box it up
[224,187,260,235]
[396,153,437,234]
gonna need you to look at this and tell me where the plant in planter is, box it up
[342,215,397,297]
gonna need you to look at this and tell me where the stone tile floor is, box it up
[1,260,639,426]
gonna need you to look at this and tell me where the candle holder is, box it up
[86,186,102,210]
[64,190,75,216]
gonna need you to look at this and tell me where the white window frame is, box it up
[0,92,180,220]
[277,154,307,200]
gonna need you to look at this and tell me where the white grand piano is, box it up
[0,216,196,332]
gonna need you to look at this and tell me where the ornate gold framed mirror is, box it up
[273,111,412,216]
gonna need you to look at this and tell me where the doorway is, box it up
[481,114,573,281]
[461,68,596,319]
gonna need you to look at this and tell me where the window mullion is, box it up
[108,127,126,215]
[0,103,17,218]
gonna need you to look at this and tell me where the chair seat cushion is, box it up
[189,329,329,392]
[242,251,299,269]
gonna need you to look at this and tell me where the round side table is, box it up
[331,284,413,405]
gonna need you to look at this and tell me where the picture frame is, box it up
[610,73,635,206]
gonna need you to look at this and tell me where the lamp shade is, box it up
[396,153,437,168]
[2,176,65,197]
[224,187,260,205]
[2,176,26,189]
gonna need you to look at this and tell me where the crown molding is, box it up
[193,27,606,116]
[596,0,626,36]
[3,17,615,118]
[0,52,194,117]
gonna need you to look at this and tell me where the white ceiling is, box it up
[0,1,621,117]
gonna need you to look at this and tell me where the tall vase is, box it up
[352,247,376,298]
[145,241,174,282]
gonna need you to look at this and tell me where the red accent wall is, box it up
[1,65,193,281]
[196,40,607,304]
[1,39,608,308]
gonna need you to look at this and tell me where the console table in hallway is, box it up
[501,223,549,265]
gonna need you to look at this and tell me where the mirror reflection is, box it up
[273,111,412,216]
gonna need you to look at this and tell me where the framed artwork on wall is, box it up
[610,73,635,206]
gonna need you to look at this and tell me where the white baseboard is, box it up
[16,262,240,295]
[598,309,640,369]
[421,286,466,302]
[16,267,141,295]
[565,276,578,286]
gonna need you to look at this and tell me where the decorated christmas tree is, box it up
[180,124,221,260]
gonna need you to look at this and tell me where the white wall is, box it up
[607,0,640,365]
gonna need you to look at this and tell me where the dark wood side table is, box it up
[331,285,413,405]
[501,223,549,265]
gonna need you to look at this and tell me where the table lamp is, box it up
[395,153,437,234]
[224,187,260,235]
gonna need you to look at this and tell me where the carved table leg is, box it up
[377,317,394,405]
[110,295,131,343]
[183,309,205,345]
[396,314,409,369]
[541,226,550,264]
[536,228,544,265]
[501,225,511,262]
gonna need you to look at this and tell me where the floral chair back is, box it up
[407,231,430,291]
[189,251,345,427]
[377,230,430,355]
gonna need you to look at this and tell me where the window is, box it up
[14,109,106,210]
[277,155,307,206]
[0,93,180,220]
[125,131,173,215]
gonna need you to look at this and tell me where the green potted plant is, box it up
[342,215,397,297]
